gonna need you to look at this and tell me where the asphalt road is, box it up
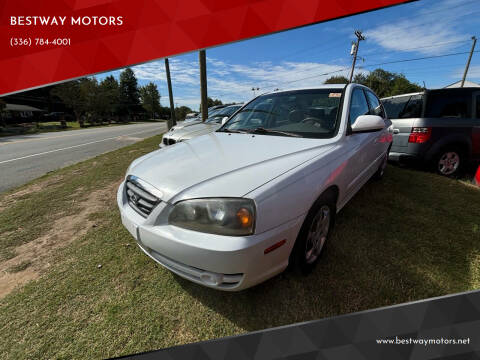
[0,122,166,193]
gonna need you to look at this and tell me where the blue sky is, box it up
[99,0,480,111]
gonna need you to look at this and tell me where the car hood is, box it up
[171,122,221,140]
[168,120,202,132]
[128,132,335,202]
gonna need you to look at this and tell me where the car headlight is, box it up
[168,198,255,236]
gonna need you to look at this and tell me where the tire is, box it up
[289,192,336,274]
[434,147,465,177]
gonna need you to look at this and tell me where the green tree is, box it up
[99,76,120,121]
[50,80,86,126]
[78,78,103,124]
[200,97,222,112]
[119,68,140,121]
[324,75,349,84]
[391,75,424,96]
[208,97,222,107]
[353,68,422,98]
[175,105,193,121]
[139,82,161,120]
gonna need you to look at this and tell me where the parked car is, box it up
[162,109,222,144]
[183,105,228,123]
[382,88,480,176]
[184,112,199,121]
[118,84,392,291]
[160,104,242,147]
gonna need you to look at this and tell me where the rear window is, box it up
[381,94,423,119]
[424,90,472,118]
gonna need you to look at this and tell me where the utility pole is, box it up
[164,58,176,128]
[348,30,366,83]
[199,50,208,122]
[461,36,477,87]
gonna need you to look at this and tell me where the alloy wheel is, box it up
[305,205,330,264]
[438,151,460,175]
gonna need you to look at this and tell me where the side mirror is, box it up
[221,116,229,125]
[351,115,384,133]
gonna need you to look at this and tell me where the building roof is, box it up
[4,103,45,112]
[444,80,480,88]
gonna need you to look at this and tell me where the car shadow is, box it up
[176,165,480,332]
[389,160,479,183]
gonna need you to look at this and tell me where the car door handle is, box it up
[393,129,400,134]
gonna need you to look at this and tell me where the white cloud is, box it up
[205,60,360,100]
[132,58,200,86]
[366,0,474,55]
[130,56,367,110]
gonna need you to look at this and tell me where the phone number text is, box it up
[10,38,71,47]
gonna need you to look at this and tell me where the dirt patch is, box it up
[0,179,122,299]
[0,175,64,212]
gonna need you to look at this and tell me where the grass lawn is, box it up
[0,135,479,359]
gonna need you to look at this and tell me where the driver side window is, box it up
[349,88,369,125]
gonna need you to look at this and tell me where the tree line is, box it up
[44,68,225,126]
[50,68,172,127]
[2,66,422,128]
[323,68,424,97]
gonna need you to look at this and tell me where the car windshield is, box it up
[219,89,342,138]
[206,105,242,123]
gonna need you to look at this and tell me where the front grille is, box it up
[125,178,160,218]
[163,137,176,146]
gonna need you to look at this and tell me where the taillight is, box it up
[408,127,431,143]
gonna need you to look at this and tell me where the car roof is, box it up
[260,84,348,96]
[381,92,424,100]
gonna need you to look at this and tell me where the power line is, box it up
[233,39,473,85]
[261,49,480,92]
[360,0,480,36]
[359,50,480,69]
[264,0,478,64]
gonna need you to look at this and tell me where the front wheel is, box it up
[290,193,336,274]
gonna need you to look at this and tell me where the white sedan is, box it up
[117,84,393,291]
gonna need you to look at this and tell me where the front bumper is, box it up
[117,181,303,291]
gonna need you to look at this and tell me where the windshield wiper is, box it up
[218,128,250,134]
[247,127,302,137]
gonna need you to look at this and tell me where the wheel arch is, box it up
[307,184,339,215]
[321,185,340,207]
[425,135,471,162]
